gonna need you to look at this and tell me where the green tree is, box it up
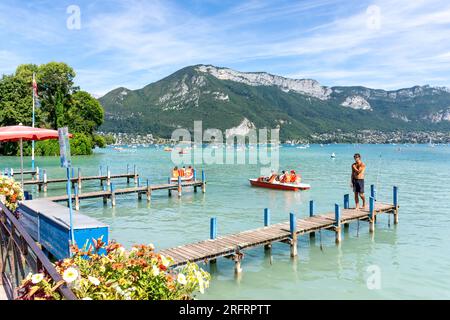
[0,62,105,156]
[68,91,104,134]
[37,62,76,129]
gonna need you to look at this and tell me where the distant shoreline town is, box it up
[100,130,450,146]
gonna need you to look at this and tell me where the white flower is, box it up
[197,277,205,294]
[112,283,124,294]
[88,276,100,286]
[63,267,79,283]
[151,265,160,276]
[161,255,170,267]
[31,273,44,284]
[118,246,126,255]
[148,243,155,250]
[82,297,93,300]
[177,273,187,285]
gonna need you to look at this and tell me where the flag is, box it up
[32,73,38,97]
[35,96,41,108]
[32,73,40,108]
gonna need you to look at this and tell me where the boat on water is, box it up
[163,146,173,152]
[331,152,336,158]
[249,179,311,191]
[170,175,194,182]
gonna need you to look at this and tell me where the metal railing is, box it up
[0,201,77,300]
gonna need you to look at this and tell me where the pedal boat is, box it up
[249,178,311,191]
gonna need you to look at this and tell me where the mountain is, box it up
[98,64,450,141]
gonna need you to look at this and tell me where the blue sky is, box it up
[1,0,450,96]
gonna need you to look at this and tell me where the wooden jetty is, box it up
[159,186,399,274]
[4,167,40,180]
[45,173,207,210]
[23,165,139,192]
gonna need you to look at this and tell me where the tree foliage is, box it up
[0,62,104,155]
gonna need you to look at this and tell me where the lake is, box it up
[2,143,449,299]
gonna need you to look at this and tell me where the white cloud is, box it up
[2,0,450,93]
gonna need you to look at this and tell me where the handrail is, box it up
[0,201,77,300]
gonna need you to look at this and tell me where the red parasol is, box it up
[0,124,73,186]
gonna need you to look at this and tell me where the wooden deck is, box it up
[159,201,398,271]
[45,180,205,208]
[6,169,38,175]
[23,173,137,186]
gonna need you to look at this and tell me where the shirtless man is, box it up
[351,153,366,209]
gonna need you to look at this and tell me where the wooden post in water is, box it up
[74,183,80,211]
[343,194,350,229]
[133,165,138,184]
[264,208,271,250]
[344,194,350,209]
[102,184,107,204]
[106,166,111,187]
[37,169,41,191]
[168,177,172,197]
[309,200,315,238]
[35,166,40,181]
[146,179,151,202]
[393,186,399,224]
[177,176,182,198]
[193,169,197,193]
[289,212,297,257]
[201,170,206,193]
[369,196,375,233]
[126,164,130,184]
[234,253,243,274]
[335,204,341,243]
[137,177,142,200]
[43,169,48,192]
[10,168,14,177]
[99,166,103,186]
[371,184,377,201]
[110,183,116,207]
[77,168,82,191]
[210,217,217,264]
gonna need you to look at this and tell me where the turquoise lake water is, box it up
[2,144,450,299]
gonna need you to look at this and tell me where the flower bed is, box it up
[17,240,210,300]
[0,175,24,212]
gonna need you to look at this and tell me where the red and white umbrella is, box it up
[0,124,72,186]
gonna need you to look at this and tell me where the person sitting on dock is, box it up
[351,153,366,210]
[172,166,179,178]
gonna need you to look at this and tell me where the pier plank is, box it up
[163,202,397,267]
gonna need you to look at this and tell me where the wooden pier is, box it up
[23,165,139,192]
[4,167,40,180]
[159,187,399,274]
[45,179,206,210]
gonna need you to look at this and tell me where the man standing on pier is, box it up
[351,153,366,209]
